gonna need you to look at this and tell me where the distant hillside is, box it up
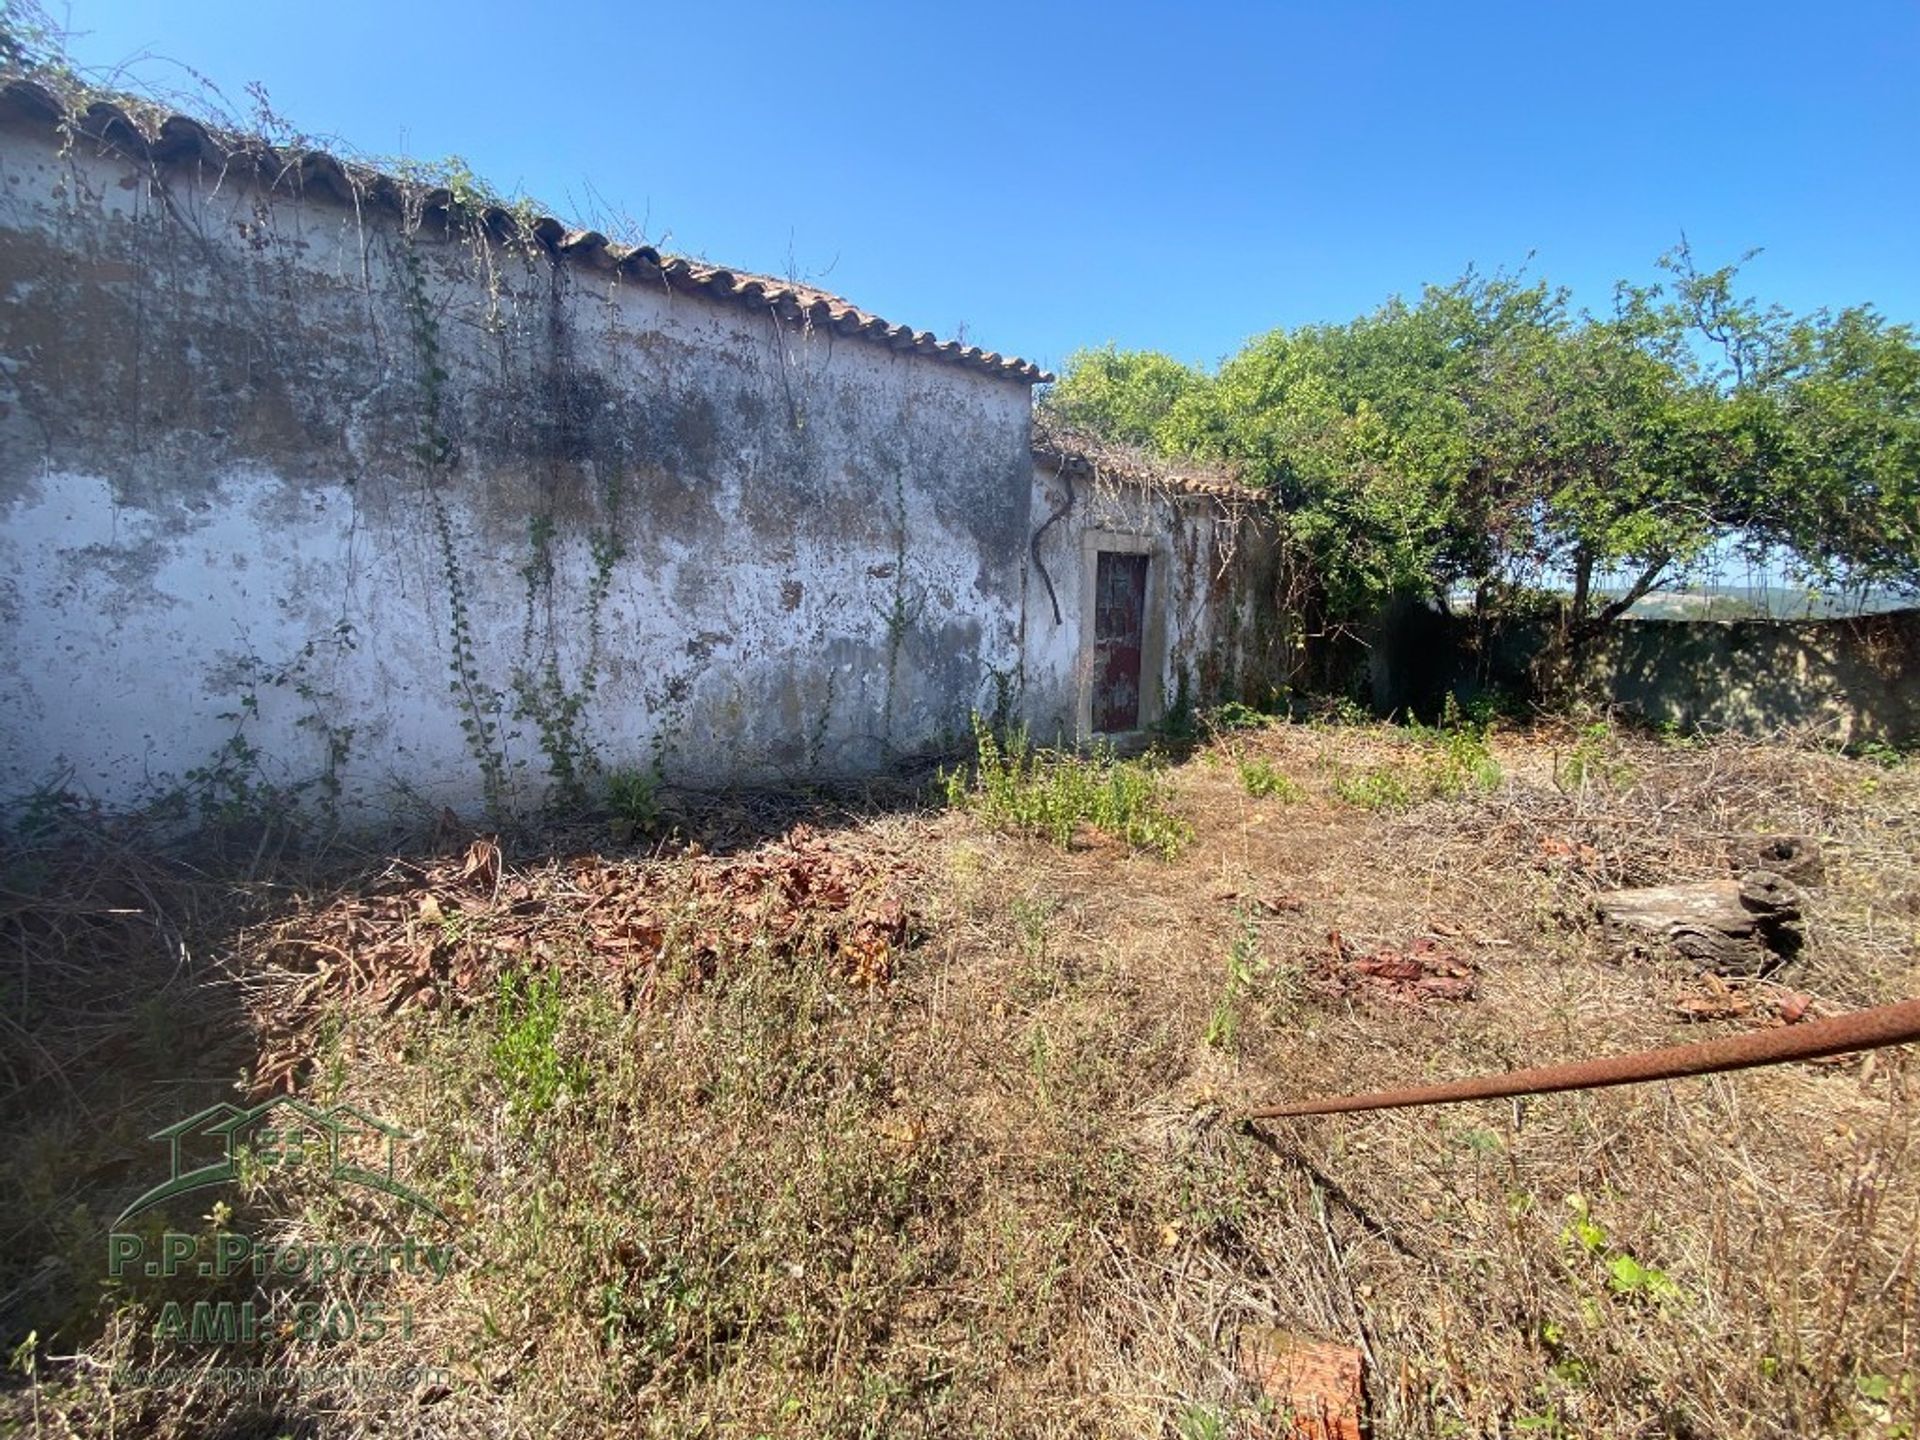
[1613,585,1918,621]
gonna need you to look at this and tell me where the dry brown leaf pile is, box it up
[1668,971,1820,1026]
[247,826,916,1094]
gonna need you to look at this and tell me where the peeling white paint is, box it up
[0,121,1276,826]
[1022,462,1283,745]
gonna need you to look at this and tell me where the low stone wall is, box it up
[1590,608,1920,747]
[1377,605,1920,747]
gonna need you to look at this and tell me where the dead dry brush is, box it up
[0,799,289,1355]
[1,722,1915,1437]
[1159,718,1919,1437]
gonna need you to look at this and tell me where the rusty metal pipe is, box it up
[1245,997,1920,1120]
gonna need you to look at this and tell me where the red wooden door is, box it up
[1092,551,1149,733]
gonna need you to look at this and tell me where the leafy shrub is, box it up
[1413,695,1502,795]
[1849,738,1910,770]
[943,716,1193,859]
[490,969,585,1114]
[1453,689,1523,730]
[1426,723,1503,796]
[1306,694,1375,728]
[1238,759,1302,801]
[1204,700,1270,735]
[605,766,661,840]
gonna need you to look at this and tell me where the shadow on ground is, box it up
[0,770,941,1432]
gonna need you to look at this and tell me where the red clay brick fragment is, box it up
[1237,1326,1366,1440]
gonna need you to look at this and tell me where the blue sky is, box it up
[49,1,1920,378]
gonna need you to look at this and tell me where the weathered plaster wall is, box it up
[1384,605,1920,746]
[0,122,1034,819]
[1021,462,1285,743]
[1592,609,1920,746]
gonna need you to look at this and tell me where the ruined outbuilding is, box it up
[0,80,1283,821]
[1026,420,1284,743]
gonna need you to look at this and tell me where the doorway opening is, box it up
[1091,551,1149,733]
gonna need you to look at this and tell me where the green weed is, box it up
[490,969,586,1115]
[1204,700,1270,735]
[1204,909,1263,1052]
[605,766,661,841]
[1853,1371,1917,1436]
[1238,759,1301,801]
[1176,1404,1229,1440]
[1561,1193,1682,1307]
[1331,766,1415,812]
[1419,695,1503,795]
[1333,700,1501,811]
[1558,721,1635,791]
[943,716,1193,859]
[1850,739,1910,770]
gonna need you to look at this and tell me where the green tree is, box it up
[1046,249,1920,683]
[1045,345,1210,451]
[1758,305,1920,595]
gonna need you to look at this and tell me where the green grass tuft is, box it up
[943,716,1193,859]
[1238,759,1302,801]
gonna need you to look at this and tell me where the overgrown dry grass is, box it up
[3,719,1916,1438]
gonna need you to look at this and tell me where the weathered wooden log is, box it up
[1737,833,1823,888]
[1597,870,1804,975]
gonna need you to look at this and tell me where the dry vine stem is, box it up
[1245,997,1920,1119]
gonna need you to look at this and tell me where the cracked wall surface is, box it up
[0,122,1035,819]
[1021,460,1289,746]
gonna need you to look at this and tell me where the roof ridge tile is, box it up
[0,76,1051,385]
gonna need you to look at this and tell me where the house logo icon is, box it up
[117,1097,447,1225]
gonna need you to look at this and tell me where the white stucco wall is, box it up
[0,120,1035,821]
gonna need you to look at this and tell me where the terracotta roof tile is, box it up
[0,78,1052,386]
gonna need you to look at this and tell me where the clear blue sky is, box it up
[49,0,1920,378]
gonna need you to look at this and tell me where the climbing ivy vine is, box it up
[398,237,510,818]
